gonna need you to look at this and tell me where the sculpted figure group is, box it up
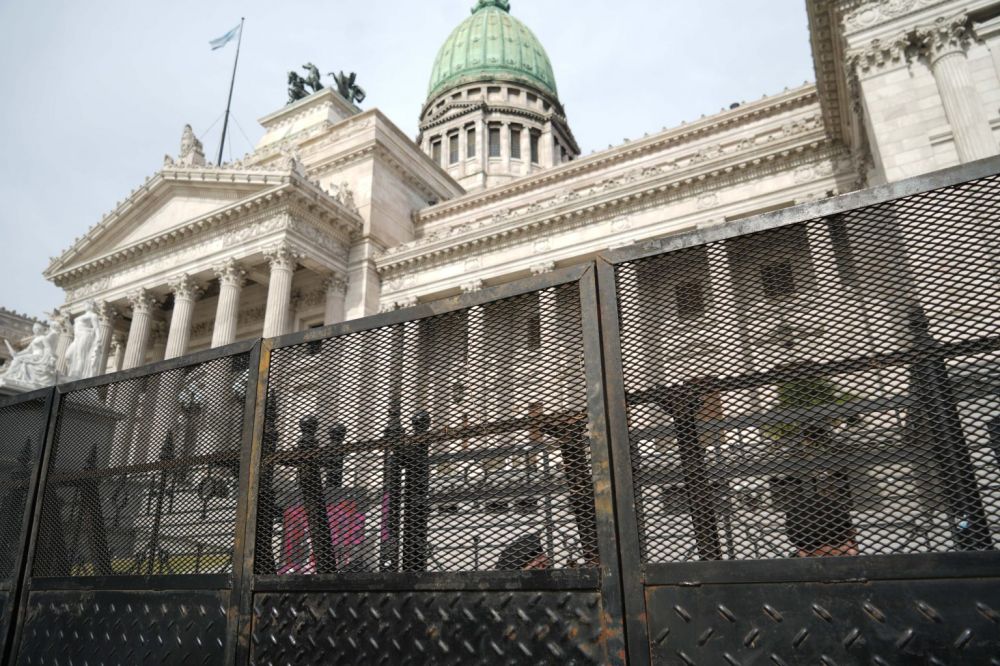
[1,300,108,391]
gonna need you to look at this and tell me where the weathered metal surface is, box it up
[251,590,605,665]
[646,579,1000,665]
[16,589,229,665]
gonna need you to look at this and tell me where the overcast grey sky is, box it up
[0,0,814,319]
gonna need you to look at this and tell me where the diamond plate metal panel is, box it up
[15,589,229,665]
[646,578,1000,665]
[0,591,9,658]
[251,590,604,665]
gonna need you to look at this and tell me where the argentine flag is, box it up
[210,24,241,50]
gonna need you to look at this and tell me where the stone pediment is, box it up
[46,167,288,278]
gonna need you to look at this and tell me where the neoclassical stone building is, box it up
[39,0,1000,378]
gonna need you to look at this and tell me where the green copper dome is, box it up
[427,0,559,102]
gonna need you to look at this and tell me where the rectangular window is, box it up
[530,132,540,164]
[674,281,706,319]
[489,127,501,157]
[449,134,459,164]
[431,139,442,164]
[510,127,521,159]
[467,127,476,158]
[761,261,796,299]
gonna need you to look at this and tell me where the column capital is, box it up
[110,333,126,353]
[321,273,349,295]
[264,244,302,272]
[916,13,972,64]
[846,31,913,76]
[168,273,204,302]
[127,288,158,316]
[94,300,118,325]
[213,259,247,288]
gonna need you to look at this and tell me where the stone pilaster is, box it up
[122,289,157,370]
[322,274,349,326]
[212,259,246,348]
[263,245,301,338]
[918,15,997,162]
[165,274,202,360]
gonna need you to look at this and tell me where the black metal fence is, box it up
[599,159,1000,664]
[1,158,999,664]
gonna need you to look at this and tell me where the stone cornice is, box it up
[412,84,820,224]
[46,161,360,279]
[45,166,296,277]
[378,131,838,274]
[48,180,362,287]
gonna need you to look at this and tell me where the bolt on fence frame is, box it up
[596,154,1000,664]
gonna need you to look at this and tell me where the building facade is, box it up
[33,0,1000,381]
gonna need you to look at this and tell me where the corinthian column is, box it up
[51,308,72,375]
[122,289,157,370]
[164,274,202,359]
[263,245,301,338]
[94,302,116,376]
[323,274,348,325]
[212,260,246,348]
[920,15,997,162]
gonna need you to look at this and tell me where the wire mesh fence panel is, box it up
[0,396,48,585]
[256,283,599,575]
[30,354,252,577]
[613,174,1000,565]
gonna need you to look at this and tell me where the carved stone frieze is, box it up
[386,117,829,268]
[66,277,110,302]
[222,214,292,247]
[529,262,555,276]
[844,0,950,33]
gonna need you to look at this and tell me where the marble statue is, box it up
[63,300,106,379]
[0,323,58,388]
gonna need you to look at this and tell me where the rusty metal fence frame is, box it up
[0,388,54,665]
[234,263,627,665]
[596,155,1000,665]
[9,340,261,665]
[0,158,998,664]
